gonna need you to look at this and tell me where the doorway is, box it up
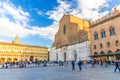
[64,52,66,61]
[30,56,34,62]
[73,50,77,61]
[56,53,58,61]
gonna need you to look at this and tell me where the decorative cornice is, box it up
[0,42,48,49]
[90,8,120,28]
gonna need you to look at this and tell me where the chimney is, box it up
[113,7,119,16]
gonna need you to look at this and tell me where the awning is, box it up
[90,53,116,57]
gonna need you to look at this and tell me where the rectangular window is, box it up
[107,42,111,48]
[116,41,119,46]
[94,45,96,49]
[94,34,98,40]
[100,44,103,49]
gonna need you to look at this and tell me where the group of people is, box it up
[71,59,120,72]
[0,60,48,69]
[71,60,83,71]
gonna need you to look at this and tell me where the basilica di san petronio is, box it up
[50,8,120,62]
[1,7,120,80]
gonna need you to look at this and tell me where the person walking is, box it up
[105,59,108,67]
[100,59,103,67]
[91,59,95,67]
[114,60,120,72]
[84,60,87,68]
[71,60,75,71]
[77,60,82,71]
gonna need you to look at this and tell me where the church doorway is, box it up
[64,52,67,61]
[56,53,58,61]
[73,50,77,61]
[74,53,77,61]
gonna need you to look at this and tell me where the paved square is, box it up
[0,64,120,80]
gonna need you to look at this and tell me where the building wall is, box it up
[90,10,120,54]
[52,14,90,48]
[0,42,48,63]
[50,14,90,61]
[50,47,56,61]
[90,8,120,60]
[50,41,90,61]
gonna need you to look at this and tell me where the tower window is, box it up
[63,25,66,34]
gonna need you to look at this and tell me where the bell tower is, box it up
[12,35,22,44]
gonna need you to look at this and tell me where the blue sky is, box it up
[0,0,120,48]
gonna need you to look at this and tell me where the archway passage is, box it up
[13,58,18,62]
[30,56,34,62]
[35,59,38,62]
[116,49,120,60]
[0,58,5,63]
[64,52,66,61]
[25,58,28,62]
[7,58,12,62]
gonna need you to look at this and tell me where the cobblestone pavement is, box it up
[0,64,120,80]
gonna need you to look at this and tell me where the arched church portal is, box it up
[64,52,67,61]
[74,50,77,61]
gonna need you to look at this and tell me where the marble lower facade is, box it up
[50,41,91,61]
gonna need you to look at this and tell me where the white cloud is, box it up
[0,39,10,42]
[46,0,71,22]
[46,0,110,25]
[0,0,57,41]
[37,11,42,15]
[0,17,31,37]
[1,1,30,26]
[0,1,31,38]
[75,0,110,20]
[0,0,119,43]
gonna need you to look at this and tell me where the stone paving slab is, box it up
[0,65,120,80]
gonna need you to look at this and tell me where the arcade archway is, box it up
[13,58,18,62]
[7,58,12,62]
[30,56,34,62]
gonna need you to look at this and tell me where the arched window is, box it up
[100,51,105,55]
[107,50,112,54]
[94,32,98,40]
[110,26,116,36]
[94,52,98,55]
[100,43,103,49]
[101,30,106,38]
[115,40,119,46]
[94,45,97,49]
[116,49,120,52]
[107,42,111,48]
[63,25,66,34]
